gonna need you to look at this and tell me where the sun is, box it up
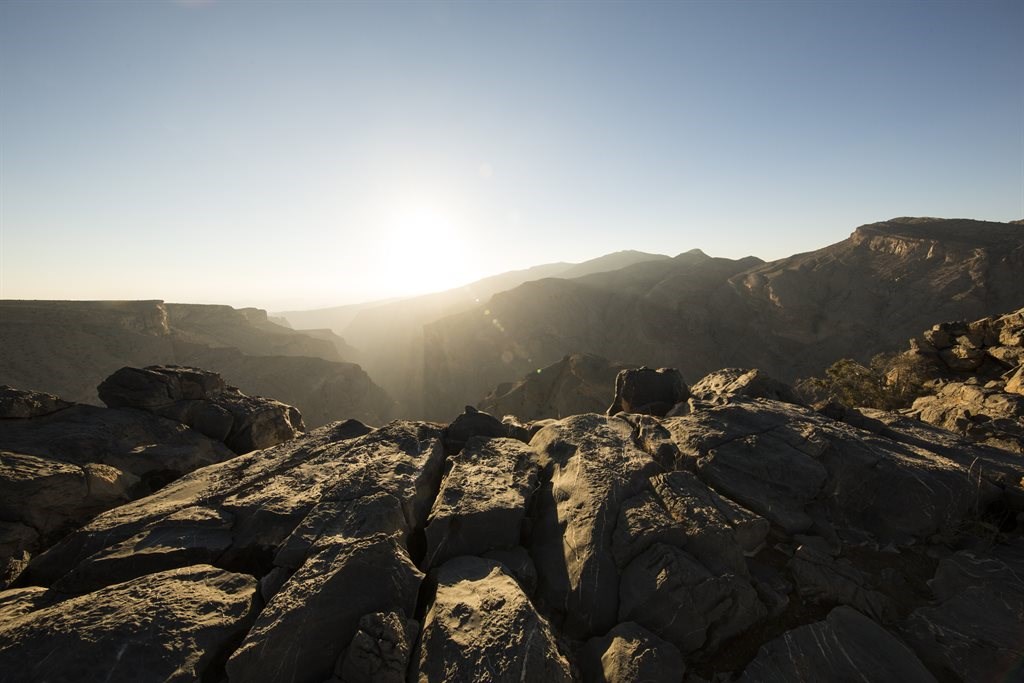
[380,204,474,295]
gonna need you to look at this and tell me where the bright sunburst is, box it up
[379,203,474,295]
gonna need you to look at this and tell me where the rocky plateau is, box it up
[1,349,1023,682]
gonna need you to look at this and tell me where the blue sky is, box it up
[1,0,1021,308]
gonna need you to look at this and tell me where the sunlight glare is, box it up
[379,203,474,296]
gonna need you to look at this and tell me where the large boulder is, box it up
[689,367,802,406]
[412,556,572,683]
[0,386,71,419]
[423,436,539,567]
[607,367,689,417]
[664,397,1014,545]
[738,606,936,682]
[902,540,1024,681]
[26,421,445,592]
[0,392,235,587]
[0,565,259,683]
[618,542,766,655]
[529,414,662,638]
[579,621,685,683]
[441,406,528,454]
[98,365,305,453]
[226,534,422,683]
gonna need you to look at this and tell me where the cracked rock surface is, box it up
[1,387,1023,682]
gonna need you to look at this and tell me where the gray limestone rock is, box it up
[337,611,419,683]
[607,367,689,417]
[618,542,766,655]
[98,364,305,453]
[412,556,572,683]
[0,565,259,683]
[902,540,1024,681]
[579,621,686,683]
[226,534,422,683]
[529,413,663,638]
[424,436,539,567]
[738,606,936,683]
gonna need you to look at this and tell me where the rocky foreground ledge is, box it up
[2,373,1024,682]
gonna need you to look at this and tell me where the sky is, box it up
[1,0,1022,310]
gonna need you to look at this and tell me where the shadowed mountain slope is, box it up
[422,218,1024,419]
[0,300,392,427]
[281,250,670,416]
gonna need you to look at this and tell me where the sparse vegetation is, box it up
[794,352,932,410]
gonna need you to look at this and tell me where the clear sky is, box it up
[1,0,1021,309]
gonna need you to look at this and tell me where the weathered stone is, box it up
[0,401,234,490]
[0,386,71,419]
[652,470,769,574]
[482,546,538,595]
[51,506,235,593]
[479,353,637,421]
[0,565,259,683]
[939,345,987,371]
[0,522,36,589]
[26,421,445,590]
[611,490,687,570]
[1004,365,1024,396]
[275,492,407,570]
[98,365,305,453]
[607,367,689,417]
[618,543,765,655]
[424,437,538,567]
[580,621,685,683]
[738,606,936,682]
[529,414,662,637]
[441,406,528,454]
[907,381,1024,453]
[413,556,572,683]
[902,540,1024,681]
[227,534,422,683]
[0,451,136,542]
[337,611,418,683]
[666,398,1013,545]
[789,543,896,622]
[690,368,802,406]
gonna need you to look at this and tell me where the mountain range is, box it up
[3,217,1022,425]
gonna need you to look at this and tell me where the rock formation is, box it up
[0,384,237,589]
[3,373,1021,681]
[98,365,305,453]
[896,308,1024,453]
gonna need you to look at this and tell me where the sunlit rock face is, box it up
[423,217,1024,419]
[2,367,1022,682]
[896,307,1024,453]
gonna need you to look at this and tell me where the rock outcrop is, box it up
[0,565,259,683]
[2,367,1024,681]
[607,367,689,417]
[899,308,1024,452]
[98,365,305,453]
[0,385,236,588]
